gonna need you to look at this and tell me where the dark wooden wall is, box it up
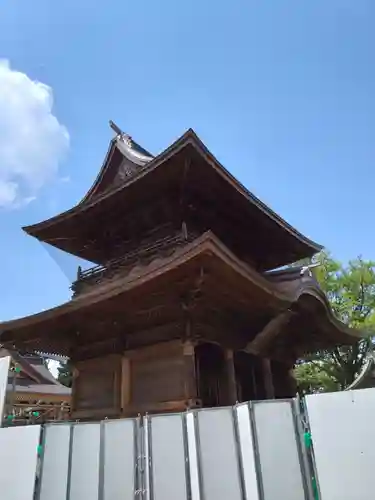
[72,354,121,419]
[71,339,295,420]
[71,341,195,419]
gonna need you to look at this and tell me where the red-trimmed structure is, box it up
[0,123,363,419]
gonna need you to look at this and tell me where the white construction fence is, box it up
[0,356,374,500]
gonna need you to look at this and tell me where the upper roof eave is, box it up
[22,129,322,255]
[22,128,193,238]
[186,131,323,254]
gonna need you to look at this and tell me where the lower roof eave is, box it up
[0,231,363,356]
[0,232,287,352]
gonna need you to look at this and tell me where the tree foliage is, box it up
[294,361,339,393]
[294,251,375,393]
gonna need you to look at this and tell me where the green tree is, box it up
[57,360,73,388]
[294,251,375,393]
[294,361,339,393]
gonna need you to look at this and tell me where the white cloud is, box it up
[0,60,69,208]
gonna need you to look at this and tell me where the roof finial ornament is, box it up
[109,120,132,148]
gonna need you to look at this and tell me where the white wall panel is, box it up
[236,403,260,500]
[39,424,71,500]
[103,419,136,500]
[306,389,375,500]
[186,412,201,500]
[197,408,242,500]
[144,417,151,500]
[149,415,188,500]
[0,425,41,500]
[254,401,305,500]
[69,423,101,500]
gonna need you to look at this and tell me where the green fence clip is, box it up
[312,476,319,500]
[303,431,312,449]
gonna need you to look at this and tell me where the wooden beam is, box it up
[183,340,197,401]
[194,323,246,350]
[225,349,238,405]
[121,399,200,418]
[245,309,294,356]
[262,358,275,399]
[121,356,131,410]
[125,339,182,360]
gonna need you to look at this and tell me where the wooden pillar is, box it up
[272,360,297,398]
[225,349,238,405]
[121,356,131,411]
[287,366,297,397]
[262,358,275,399]
[183,341,197,401]
[71,365,79,414]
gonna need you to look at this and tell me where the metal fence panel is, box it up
[196,408,243,500]
[0,425,41,500]
[103,419,137,500]
[69,423,101,500]
[39,424,71,500]
[235,403,260,500]
[148,414,188,500]
[306,389,375,500]
[0,396,351,500]
[253,401,306,500]
[0,356,10,425]
[186,412,201,500]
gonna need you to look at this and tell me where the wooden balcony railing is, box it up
[71,230,198,297]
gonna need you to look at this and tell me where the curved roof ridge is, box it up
[79,126,154,205]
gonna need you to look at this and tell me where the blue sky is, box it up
[0,0,374,321]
